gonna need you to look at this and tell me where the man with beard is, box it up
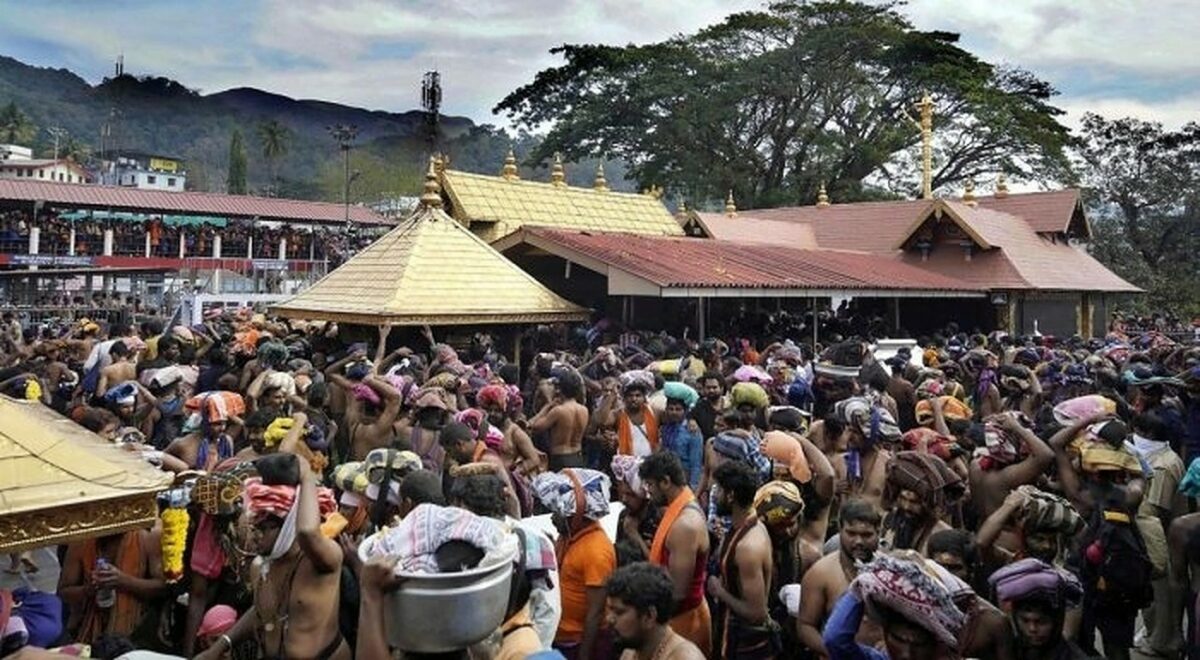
[605,370,659,457]
[797,499,881,657]
[691,371,728,441]
[879,452,959,554]
[439,421,522,518]
[659,382,704,490]
[479,383,542,477]
[528,368,590,470]
[638,451,711,656]
[603,563,705,660]
[708,462,777,659]
[830,397,901,512]
[165,391,245,472]
[989,559,1089,660]
[975,486,1083,568]
[197,454,344,660]
[753,480,806,658]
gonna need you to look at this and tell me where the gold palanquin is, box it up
[270,203,590,326]
[440,169,684,243]
[0,395,173,553]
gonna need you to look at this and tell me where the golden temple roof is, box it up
[271,200,591,326]
[0,395,172,553]
[439,168,684,243]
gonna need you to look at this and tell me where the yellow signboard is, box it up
[149,158,178,172]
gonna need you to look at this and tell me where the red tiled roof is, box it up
[0,179,389,225]
[976,189,1081,234]
[509,227,982,295]
[692,212,819,248]
[723,196,1137,293]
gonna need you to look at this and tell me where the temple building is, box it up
[435,151,1138,338]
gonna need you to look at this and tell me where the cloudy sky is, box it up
[1,0,1196,129]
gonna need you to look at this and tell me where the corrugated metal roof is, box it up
[440,169,683,241]
[0,179,389,225]
[512,228,981,294]
[271,205,590,326]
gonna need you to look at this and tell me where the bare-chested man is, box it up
[326,350,402,460]
[439,420,521,518]
[606,563,706,660]
[707,462,774,659]
[967,406,1054,519]
[639,451,711,657]
[198,454,348,660]
[164,392,244,471]
[829,397,898,512]
[797,499,882,657]
[879,452,956,554]
[479,383,542,476]
[96,341,137,400]
[528,369,590,470]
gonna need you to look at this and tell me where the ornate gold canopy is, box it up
[0,396,172,553]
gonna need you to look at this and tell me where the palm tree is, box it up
[0,102,36,146]
[257,119,292,196]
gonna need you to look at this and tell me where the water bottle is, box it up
[95,558,116,609]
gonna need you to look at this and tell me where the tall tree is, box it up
[495,0,1072,207]
[227,129,248,195]
[0,102,36,146]
[257,119,293,195]
[1076,113,1200,315]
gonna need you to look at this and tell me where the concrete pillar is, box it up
[247,236,254,259]
[178,230,186,259]
[144,231,151,258]
[28,226,39,255]
[69,226,77,256]
[278,237,287,261]
[103,228,114,256]
[212,234,223,294]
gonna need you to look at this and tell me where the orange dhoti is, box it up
[669,598,712,658]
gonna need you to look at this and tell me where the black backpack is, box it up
[1076,509,1154,608]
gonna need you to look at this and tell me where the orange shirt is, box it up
[556,524,616,643]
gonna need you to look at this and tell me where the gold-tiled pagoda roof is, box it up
[271,204,591,326]
[440,169,684,243]
[0,395,172,553]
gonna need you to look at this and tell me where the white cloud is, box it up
[901,0,1200,77]
[2,0,1196,129]
[1059,95,1200,130]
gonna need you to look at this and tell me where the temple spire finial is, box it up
[963,178,977,207]
[816,181,830,208]
[419,156,443,209]
[994,172,1009,198]
[550,152,567,188]
[593,162,609,192]
[501,147,519,181]
[725,190,737,217]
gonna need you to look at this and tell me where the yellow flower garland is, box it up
[161,507,189,582]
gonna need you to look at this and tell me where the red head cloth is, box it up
[197,604,237,638]
[477,384,509,410]
[186,391,246,423]
[242,477,336,521]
